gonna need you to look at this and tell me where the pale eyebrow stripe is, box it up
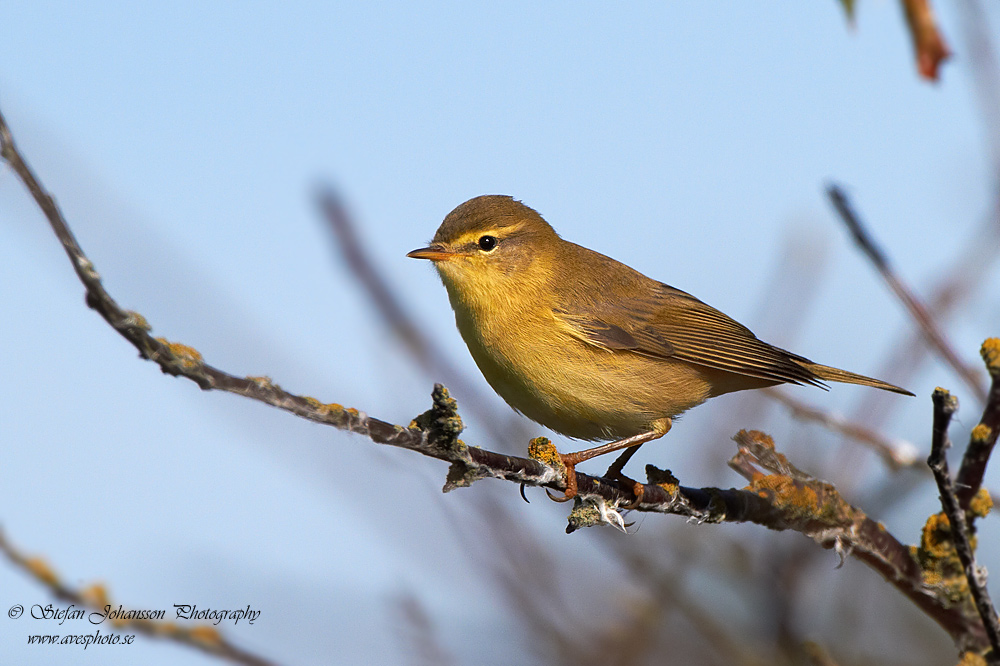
[451,220,531,247]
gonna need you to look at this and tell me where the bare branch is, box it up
[0,530,274,666]
[928,388,1000,661]
[826,184,987,403]
[765,388,920,469]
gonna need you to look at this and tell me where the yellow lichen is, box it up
[921,513,953,559]
[246,376,274,389]
[981,338,1000,376]
[916,512,970,603]
[527,437,565,472]
[957,651,988,666]
[969,488,994,519]
[155,338,204,369]
[646,466,680,496]
[123,310,151,331]
[747,474,820,516]
[971,423,993,445]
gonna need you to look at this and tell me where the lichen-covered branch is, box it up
[956,340,1000,511]
[928,388,1000,661]
[765,388,920,469]
[728,430,991,652]
[0,530,274,666]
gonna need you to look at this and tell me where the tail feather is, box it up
[801,362,914,396]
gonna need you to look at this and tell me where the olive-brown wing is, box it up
[555,282,826,388]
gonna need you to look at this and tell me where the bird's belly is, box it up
[460,318,714,441]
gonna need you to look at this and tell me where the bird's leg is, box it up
[549,421,670,503]
[604,444,644,479]
[603,444,649,509]
[604,418,672,507]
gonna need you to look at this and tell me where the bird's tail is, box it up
[801,362,914,396]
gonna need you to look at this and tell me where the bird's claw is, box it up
[545,454,580,502]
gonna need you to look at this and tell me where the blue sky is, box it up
[2,3,999,664]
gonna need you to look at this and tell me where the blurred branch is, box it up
[900,0,951,81]
[0,530,274,666]
[616,548,770,666]
[394,593,455,666]
[318,189,459,378]
[927,388,1000,662]
[802,641,842,666]
[826,184,987,403]
[958,0,1000,169]
[765,388,919,469]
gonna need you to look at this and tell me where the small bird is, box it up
[408,195,913,499]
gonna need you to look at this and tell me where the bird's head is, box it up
[408,195,559,308]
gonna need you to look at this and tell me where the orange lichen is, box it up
[969,488,993,519]
[747,474,820,516]
[981,338,1000,376]
[188,625,222,645]
[149,620,179,637]
[26,557,59,586]
[302,396,345,418]
[154,338,204,369]
[957,651,988,666]
[646,466,679,497]
[80,584,109,608]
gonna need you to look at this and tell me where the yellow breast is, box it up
[439,267,714,441]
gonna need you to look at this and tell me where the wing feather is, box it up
[554,279,826,388]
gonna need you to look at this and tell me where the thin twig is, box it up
[826,184,987,403]
[928,388,1000,662]
[0,530,274,666]
[765,388,920,469]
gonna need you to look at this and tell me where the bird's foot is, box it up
[545,452,584,502]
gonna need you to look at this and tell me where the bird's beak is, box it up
[407,245,455,262]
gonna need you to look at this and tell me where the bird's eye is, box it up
[478,235,498,252]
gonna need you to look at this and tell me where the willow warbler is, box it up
[408,195,912,498]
